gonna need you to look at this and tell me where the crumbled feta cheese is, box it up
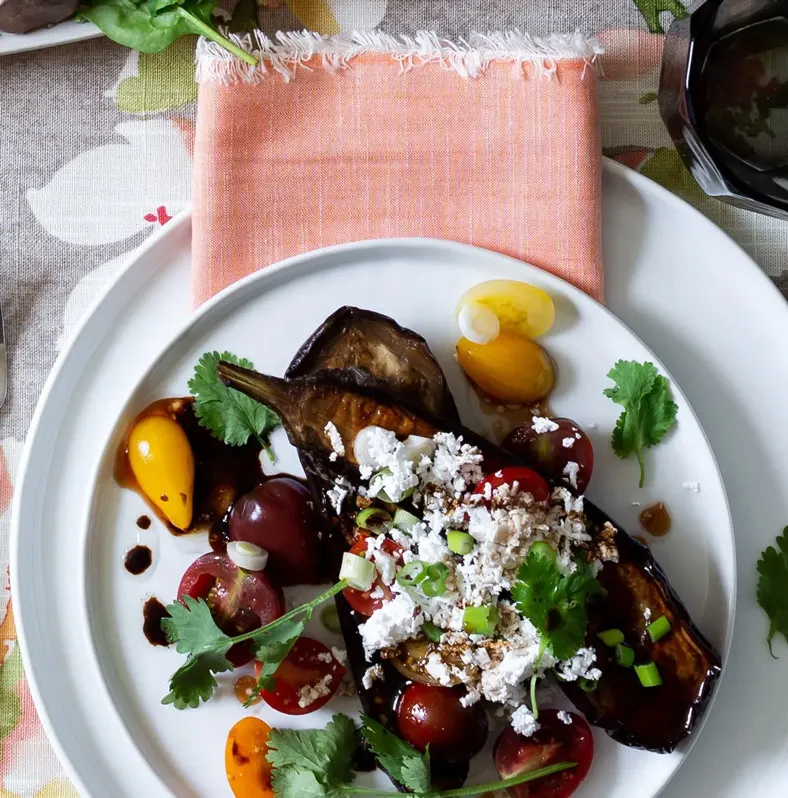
[557,710,573,725]
[511,705,539,737]
[324,421,345,457]
[359,592,423,658]
[425,653,453,686]
[326,477,350,514]
[644,607,652,621]
[460,687,482,707]
[563,461,579,489]
[472,648,491,668]
[682,481,700,493]
[297,674,334,708]
[562,437,576,449]
[331,647,348,665]
[316,652,333,664]
[365,535,398,585]
[531,416,560,434]
[362,664,384,689]
[557,647,601,683]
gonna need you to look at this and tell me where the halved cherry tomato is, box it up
[474,466,550,504]
[342,535,404,616]
[225,716,274,798]
[255,637,346,715]
[493,710,594,798]
[177,553,284,667]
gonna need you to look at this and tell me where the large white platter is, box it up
[0,19,101,55]
[12,160,788,797]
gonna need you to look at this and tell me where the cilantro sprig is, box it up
[161,581,348,709]
[757,528,788,657]
[267,713,576,798]
[188,351,280,461]
[603,360,678,488]
[511,543,603,662]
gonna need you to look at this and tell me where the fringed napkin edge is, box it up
[195,29,604,85]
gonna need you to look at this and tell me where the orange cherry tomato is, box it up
[225,717,274,798]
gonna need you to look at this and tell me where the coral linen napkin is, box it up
[192,31,604,305]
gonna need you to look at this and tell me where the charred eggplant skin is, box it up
[218,361,722,754]
[285,306,459,423]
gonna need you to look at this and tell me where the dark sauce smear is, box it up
[640,502,672,537]
[143,597,171,646]
[124,545,152,575]
[136,515,151,529]
[116,397,264,537]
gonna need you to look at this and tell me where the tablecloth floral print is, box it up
[1,0,787,794]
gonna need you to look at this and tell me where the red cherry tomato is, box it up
[493,710,594,798]
[177,553,283,667]
[342,535,404,617]
[504,418,594,494]
[229,478,321,586]
[474,466,550,504]
[396,684,488,762]
[254,637,346,715]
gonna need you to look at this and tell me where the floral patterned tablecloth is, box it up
[1,1,786,794]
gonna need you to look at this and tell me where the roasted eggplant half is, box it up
[218,360,722,757]
[285,306,459,422]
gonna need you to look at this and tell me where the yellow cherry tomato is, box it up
[457,331,556,403]
[127,415,194,530]
[457,279,555,339]
[225,717,274,798]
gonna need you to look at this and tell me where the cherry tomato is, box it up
[177,552,284,667]
[494,710,594,798]
[396,684,488,762]
[255,637,346,715]
[342,535,404,616]
[225,717,274,798]
[229,478,321,586]
[504,418,594,493]
[474,466,550,504]
[456,332,556,404]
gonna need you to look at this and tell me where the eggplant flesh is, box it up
[285,306,459,423]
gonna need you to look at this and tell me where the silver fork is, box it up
[0,301,6,409]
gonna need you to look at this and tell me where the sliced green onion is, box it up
[421,563,450,597]
[529,541,557,563]
[320,605,342,634]
[356,507,392,535]
[579,678,598,692]
[447,530,475,555]
[635,662,662,687]
[597,628,625,648]
[422,621,443,643]
[646,615,671,643]
[370,468,415,503]
[396,560,428,588]
[339,552,376,591]
[393,508,421,532]
[463,606,499,636]
[615,644,634,668]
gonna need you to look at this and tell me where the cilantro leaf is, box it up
[188,351,280,456]
[243,619,307,707]
[757,529,788,657]
[361,716,430,793]
[162,595,232,656]
[511,544,603,662]
[604,360,678,488]
[268,714,357,797]
[161,650,233,709]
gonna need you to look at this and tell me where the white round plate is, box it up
[0,19,101,56]
[12,160,786,798]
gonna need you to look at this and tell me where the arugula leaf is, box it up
[161,650,233,709]
[188,351,280,458]
[81,0,257,64]
[511,544,603,662]
[757,528,788,657]
[243,619,307,707]
[361,715,430,793]
[603,360,678,488]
